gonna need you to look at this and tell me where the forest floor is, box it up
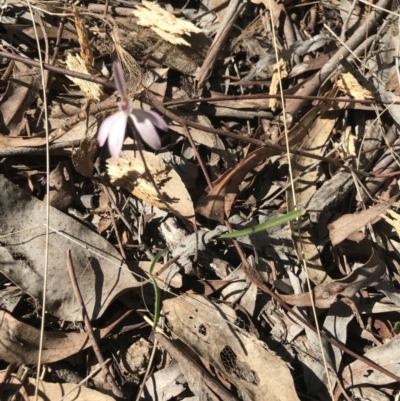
[1,0,400,400]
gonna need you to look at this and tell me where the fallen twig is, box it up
[66,249,123,399]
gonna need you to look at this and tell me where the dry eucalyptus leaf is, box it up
[0,62,40,137]
[328,196,398,246]
[279,248,385,308]
[108,150,195,218]
[0,175,141,321]
[140,361,187,400]
[133,0,201,46]
[0,309,119,365]
[54,115,98,143]
[342,334,400,388]
[196,147,278,223]
[0,133,56,149]
[164,294,300,401]
[301,301,354,394]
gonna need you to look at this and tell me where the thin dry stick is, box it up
[0,362,17,398]
[25,2,51,400]
[189,0,229,22]
[154,254,181,278]
[268,0,334,397]
[94,157,127,260]
[65,249,123,398]
[103,0,109,17]
[0,50,115,87]
[4,49,400,108]
[50,15,66,65]
[134,338,158,401]
[36,13,65,125]
[182,125,213,189]
[340,0,358,42]
[197,0,245,86]
[284,0,391,119]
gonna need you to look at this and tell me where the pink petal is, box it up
[112,62,128,99]
[143,110,169,132]
[98,112,122,147]
[107,112,129,158]
[130,113,161,150]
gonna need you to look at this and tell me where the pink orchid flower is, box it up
[98,62,168,158]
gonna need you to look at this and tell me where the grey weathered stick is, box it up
[196,0,245,86]
[66,250,123,398]
[284,0,391,122]
[340,0,359,42]
[280,3,300,65]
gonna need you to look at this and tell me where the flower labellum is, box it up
[98,62,168,158]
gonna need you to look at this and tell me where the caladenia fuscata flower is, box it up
[97,61,168,158]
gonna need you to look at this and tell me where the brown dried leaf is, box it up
[196,147,279,223]
[0,62,39,136]
[0,309,119,365]
[279,248,385,308]
[164,294,300,401]
[342,334,400,388]
[0,175,141,321]
[53,115,98,143]
[0,133,55,149]
[328,196,398,246]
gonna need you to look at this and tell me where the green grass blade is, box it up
[218,209,304,239]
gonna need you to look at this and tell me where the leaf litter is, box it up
[1,0,400,400]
